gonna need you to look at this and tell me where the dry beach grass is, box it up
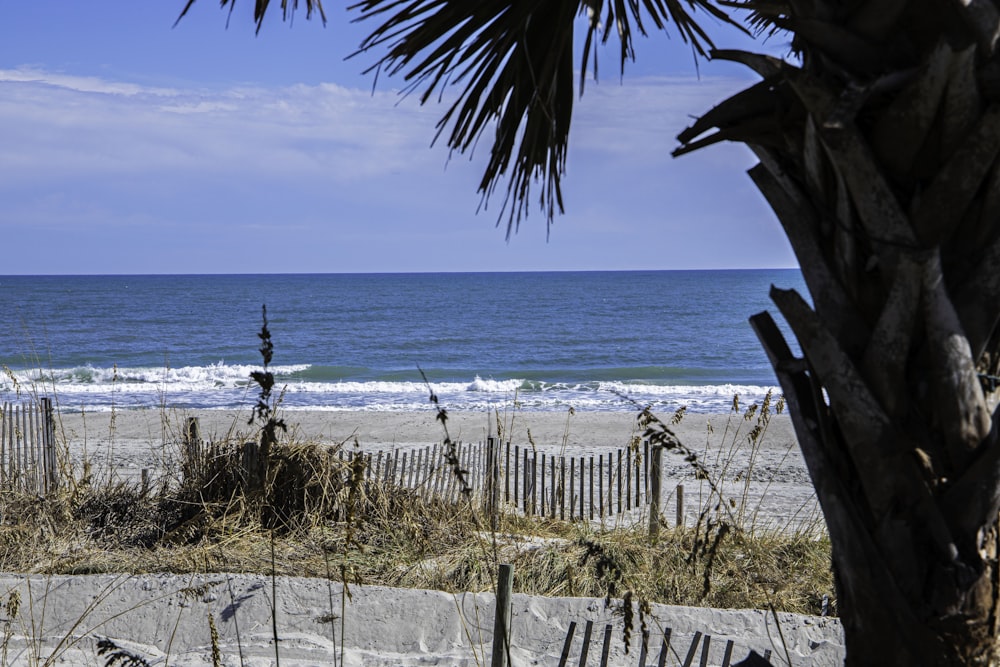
[0,392,841,665]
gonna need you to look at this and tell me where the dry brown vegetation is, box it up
[0,427,834,618]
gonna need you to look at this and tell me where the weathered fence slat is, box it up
[490,563,514,667]
[600,624,613,667]
[0,400,58,495]
[626,447,632,511]
[616,449,622,514]
[579,620,593,667]
[681,631,703,667]
[589,456,595,521]
[649,445,663,539]
[557,621,577,667]
[573,456,579,520]
[504,441,511,505]
[721,639,735,667]
[657,628,672,667]
[598,454,604,518]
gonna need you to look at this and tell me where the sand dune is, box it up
[0,573,843,666]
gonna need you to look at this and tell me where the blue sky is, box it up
[0,2,797,274]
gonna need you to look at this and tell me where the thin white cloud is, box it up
[0,69,445,185]
[0,67,750,185]
[0,67,181,97]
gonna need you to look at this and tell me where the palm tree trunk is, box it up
[678,4,1000,663]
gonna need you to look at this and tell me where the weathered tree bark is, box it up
[677,3,1000,664]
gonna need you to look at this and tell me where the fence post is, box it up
[484,439,493,514]
[644,439,650,497]
[413,448,422,488]
[676,484,685,529]
[408,448,419,488]
[493,442,501,516]
[513,444,519,510]
[1,401,8,486]
[599,454,604,519]
[588,456,594,521]
[491,563,514,667]
[183,417,202,484]
[569,457,575,521]
[505,442,511,505]
[649,445,663,540]
[626,447,632,510]
[41,397,57,493]
[399,452,409,487]
[636,445,642,506]
[559,457,566,521]
[551,456,557,519]
[521,447,537,516]
[17,404,26,492]
[617,450,623,514]
[540,453,547,516]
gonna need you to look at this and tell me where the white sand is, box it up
[16,409,838,665]
[0,573,843,666]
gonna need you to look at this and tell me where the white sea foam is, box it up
[4,362,310,390]
[1,365,780,413]
[466,376,523,393]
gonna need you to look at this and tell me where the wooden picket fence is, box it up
[0,398,59,495]
[183,418,682,525]
[337,436,675,523]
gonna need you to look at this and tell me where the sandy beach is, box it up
[52,406,802,470]
[53,407,819,533]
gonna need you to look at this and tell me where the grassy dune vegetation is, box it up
[0,406,834,620]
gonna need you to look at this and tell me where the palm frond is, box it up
[717,0,789,38]
[352,0,738,234]
[178,0,739,231]
[175,0,327,33]
[350,0,578,236]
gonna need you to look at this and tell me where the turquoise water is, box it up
[0,270,805,412]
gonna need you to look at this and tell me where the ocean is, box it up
[0,270,805,413]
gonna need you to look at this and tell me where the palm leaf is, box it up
[717,0,787,38]
[351,0,739,234]
[177,0,738,232]
[175,0,327,33]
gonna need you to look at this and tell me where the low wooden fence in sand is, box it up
[182,418,684,526]
[0,398,60,495]
[492,563,774,667]
[552,621,773,667]
[338,437,685,526]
